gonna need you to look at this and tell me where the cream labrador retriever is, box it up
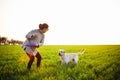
[58,49,85,64]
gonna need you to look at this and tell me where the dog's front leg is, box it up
[61,60,65,65]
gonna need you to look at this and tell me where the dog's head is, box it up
[58,49,66,56]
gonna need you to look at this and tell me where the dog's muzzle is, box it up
[59,53,62,56]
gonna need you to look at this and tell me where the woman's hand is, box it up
[27,34,36,40]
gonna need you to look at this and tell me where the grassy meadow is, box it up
[0,45,120,80]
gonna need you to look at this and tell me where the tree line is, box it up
[0,36,23,45]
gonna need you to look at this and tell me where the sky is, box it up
[0,0,120,45]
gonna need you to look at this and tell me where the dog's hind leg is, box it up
[74,56,78,63]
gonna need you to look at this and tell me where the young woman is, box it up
[22,23,49,70]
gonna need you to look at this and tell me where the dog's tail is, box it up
[77,48,85,55]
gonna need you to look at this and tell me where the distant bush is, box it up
[0,36,23,45]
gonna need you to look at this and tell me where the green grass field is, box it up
[0,45,120,80]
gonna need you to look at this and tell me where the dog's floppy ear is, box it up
[62,50,66,53]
